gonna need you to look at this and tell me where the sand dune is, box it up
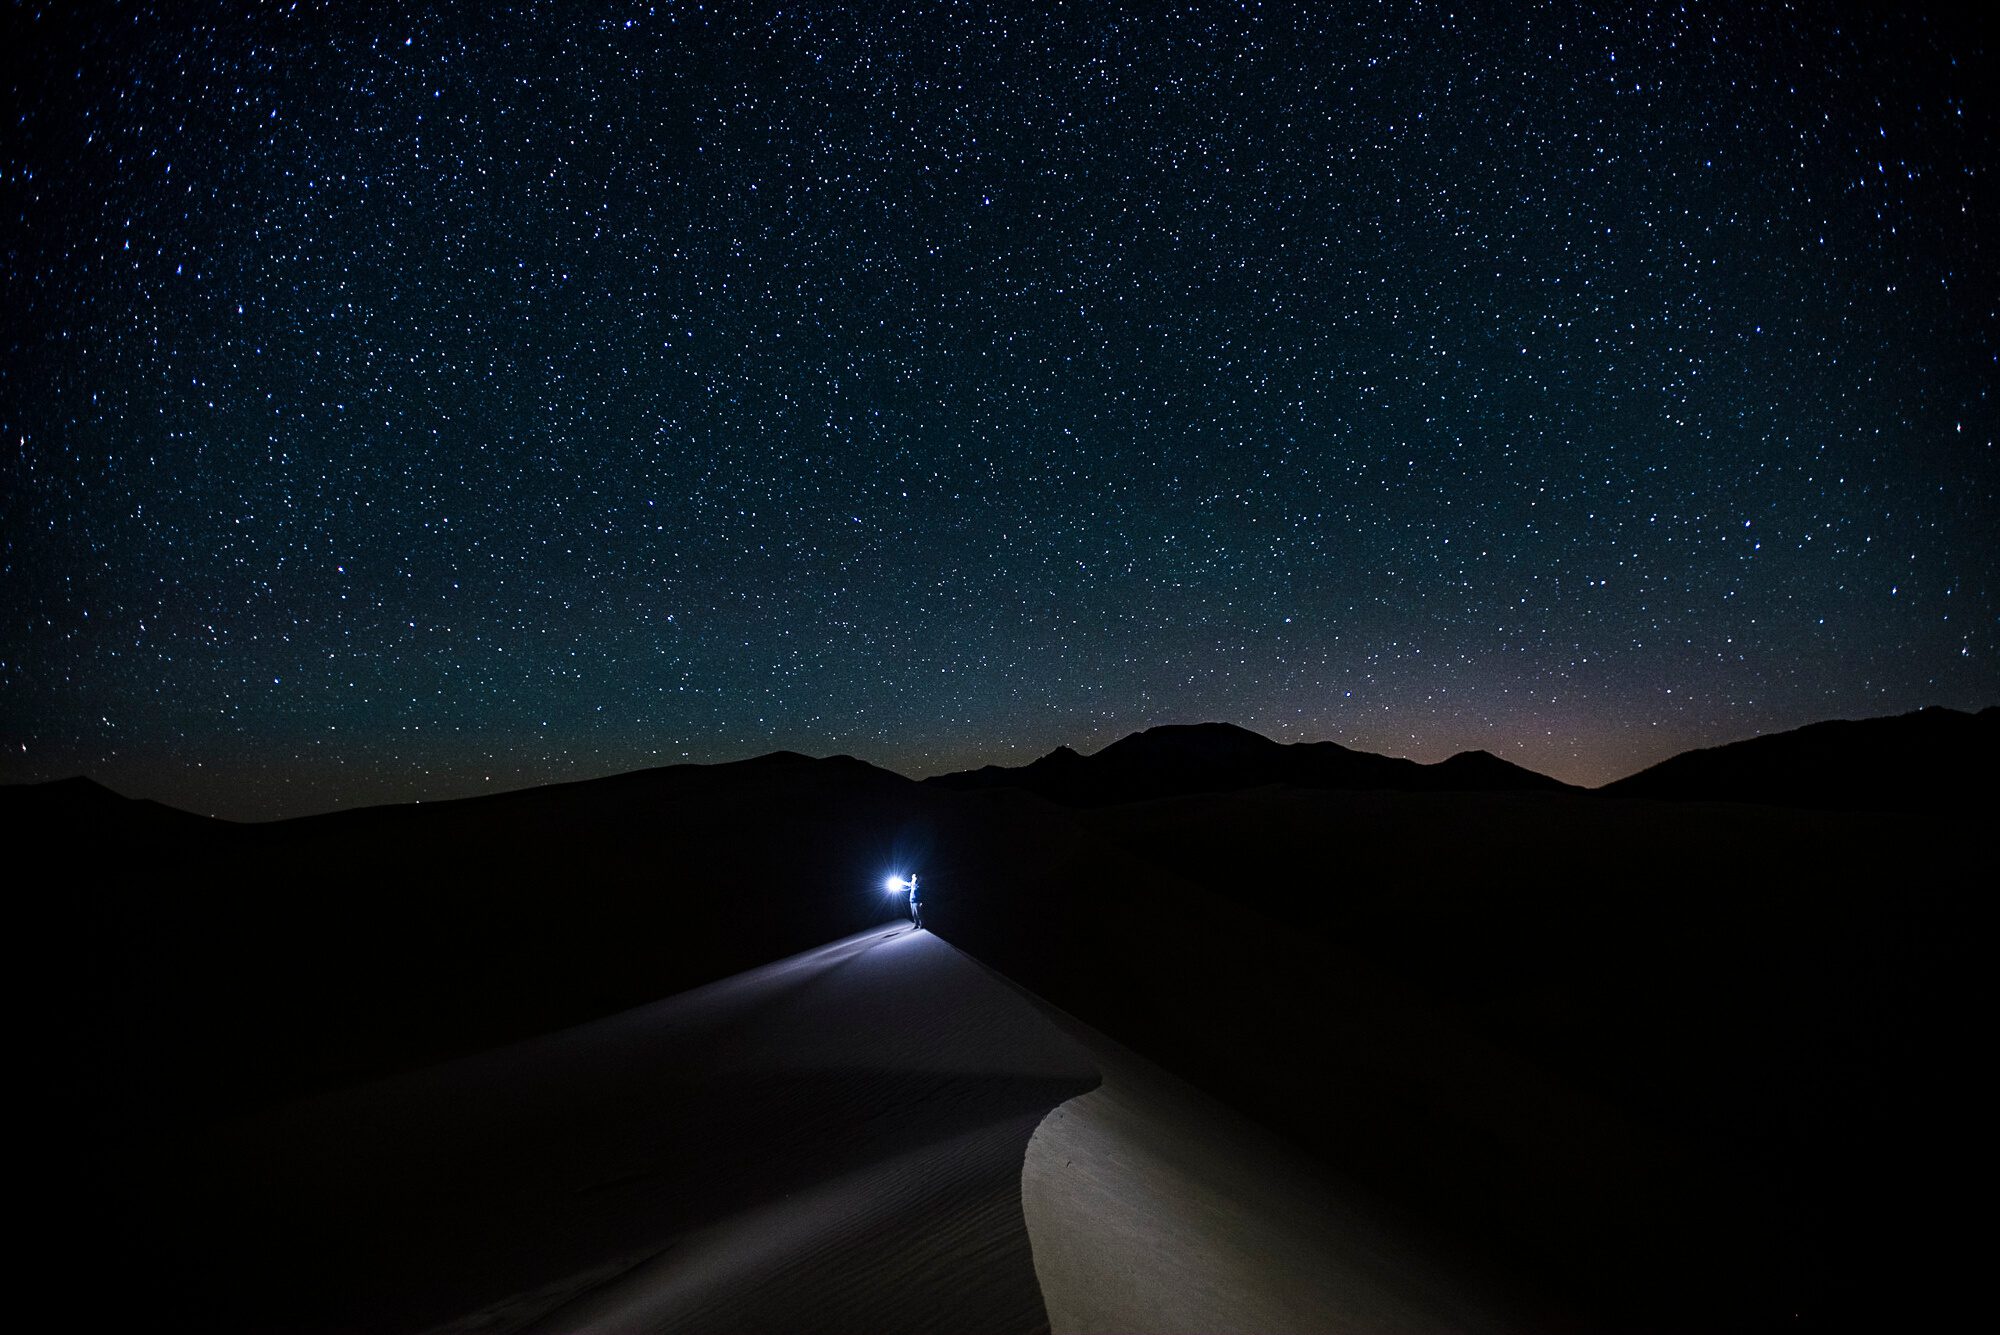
[1017,986,1515,1335]
[178,927,1096,1334]
[163,923,1525,1334]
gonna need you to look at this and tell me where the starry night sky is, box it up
[3,1,1995,820]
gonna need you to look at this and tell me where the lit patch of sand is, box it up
[1021,1005,1513,1335]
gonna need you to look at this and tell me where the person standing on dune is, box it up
[906,874,924,930]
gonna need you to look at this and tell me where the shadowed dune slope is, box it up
[25,753,947,1121]
[930,785,1985,1333]
[1599,704,1998,810]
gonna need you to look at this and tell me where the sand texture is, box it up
[182,926,1097,1334]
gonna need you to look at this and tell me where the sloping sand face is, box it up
[1021,1006,1514,1335]
[186,926,1096,1334]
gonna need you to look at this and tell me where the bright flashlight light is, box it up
[884,875,906,894]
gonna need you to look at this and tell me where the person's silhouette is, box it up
[906,874,923,930]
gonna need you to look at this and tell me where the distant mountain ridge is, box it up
[9,704,1993,824]
[1599,705,1997,813]
[927,721,1573,806]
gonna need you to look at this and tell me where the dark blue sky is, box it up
[3,1,1994,819]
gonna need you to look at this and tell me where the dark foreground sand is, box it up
[181,926,1096,1333]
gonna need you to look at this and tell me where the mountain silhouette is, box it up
[929,721,1572,805]
[1600,705,1998,812]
